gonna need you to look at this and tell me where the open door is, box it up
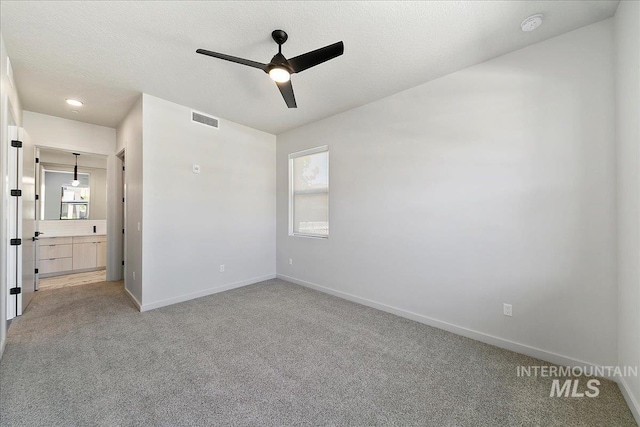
[20,128,36,313]
[34,147,41,291]
[7,126,36,316]
[121,152,126,280]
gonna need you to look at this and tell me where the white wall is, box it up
[615,0,640,420]
[116,97,142,303]
[277,20,617,368]
[0,33,23,358]
[23,111,115,156]
[140,94,276,310]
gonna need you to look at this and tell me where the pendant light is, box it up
[72,153,80,187]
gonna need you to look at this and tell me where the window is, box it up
[289,146,329,238]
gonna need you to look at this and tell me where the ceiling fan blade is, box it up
[276,80,297,108]
[196,49,268,71]
[288,41,344,74]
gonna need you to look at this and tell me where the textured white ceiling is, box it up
[1,1,618,134]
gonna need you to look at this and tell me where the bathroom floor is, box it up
[38,269,107,290]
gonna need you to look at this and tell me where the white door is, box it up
[34,147,41,291]
[7,117,19,319]
[7,126,35,316]
[20,129,36,313]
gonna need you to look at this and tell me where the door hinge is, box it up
[122,166,125,171]
[11,140,22,148]
[35,268,39,274]
[122,260,125,266]
[9,287,21,295]
[10,189,21,197]
[122,229,125,234]
[10,238,22,246]
[35,231,41,237]
[35,157,39,163]
[35,194,39,200]
[122,197,125,203]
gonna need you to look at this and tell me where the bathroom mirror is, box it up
[39,149,107,220]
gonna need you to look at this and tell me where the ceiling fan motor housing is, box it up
[268,53,292,73]
[272,30,288,45]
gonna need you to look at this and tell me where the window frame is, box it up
[288,145,329,239]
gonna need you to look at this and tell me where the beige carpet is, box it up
[38,269,106,290]
[0,279,636,426]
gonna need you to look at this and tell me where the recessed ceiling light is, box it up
[521,14,543,32]
[66,99,83,107]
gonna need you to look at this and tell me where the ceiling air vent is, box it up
[191,110,219,129]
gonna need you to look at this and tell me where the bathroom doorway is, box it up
[36,148,108,290]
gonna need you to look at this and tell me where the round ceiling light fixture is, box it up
[66,99,83,107]
[521,14,543,32]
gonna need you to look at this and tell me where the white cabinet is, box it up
[40,243,73,259]
[72,235,106,270]
[39,237,73,274]
[39,258,73,274]
[39,235,106,276]
[72,242,98,270]
[96,242,107,268]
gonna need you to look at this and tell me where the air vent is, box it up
[191,110,219,129]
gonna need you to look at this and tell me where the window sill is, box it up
[289,233,328,240]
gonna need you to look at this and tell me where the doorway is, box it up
[35,148,109,291]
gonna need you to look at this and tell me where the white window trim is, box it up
[288,145,329,239]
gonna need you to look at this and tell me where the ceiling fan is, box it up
[196,30,344,108]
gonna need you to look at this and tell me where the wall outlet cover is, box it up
[503,303,513,317]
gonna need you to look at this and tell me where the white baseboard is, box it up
[123,286,141,311]
[140,274,277,312]
[618,376,640,425]
[277,274,614,376]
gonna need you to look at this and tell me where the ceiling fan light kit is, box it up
[197,30,344,108]
[269,67,291,83]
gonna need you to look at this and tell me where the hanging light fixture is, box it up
[72,153,80,187]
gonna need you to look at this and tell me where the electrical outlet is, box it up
[220,264,225,273]
[288,258,293,265]
[503,303,512,317]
